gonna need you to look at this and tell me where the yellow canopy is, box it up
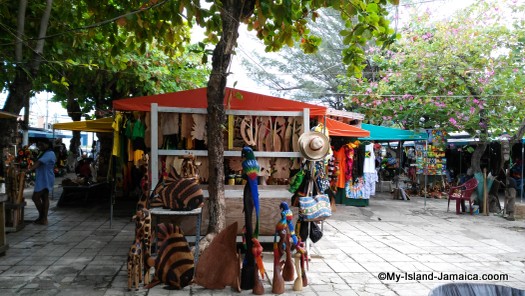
[53,117,113,133]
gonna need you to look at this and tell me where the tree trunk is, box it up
[205,0,254,238]
[96,132,112,179]
[470,142,487,174]
[1,0,53,150]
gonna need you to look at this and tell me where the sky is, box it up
[0,91,70,125]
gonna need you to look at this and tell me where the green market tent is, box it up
[359,123,428,141]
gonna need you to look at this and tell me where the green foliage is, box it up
[341,0,525,138]
[0,0,210,118]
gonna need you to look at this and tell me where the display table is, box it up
[5,201,26,232]
[0,194,9,256]
[57,182,110,206]
[150,207,203,265]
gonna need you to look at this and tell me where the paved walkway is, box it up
[1,177,525,296]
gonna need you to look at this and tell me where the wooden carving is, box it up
[194,222,241,291]
[292,118,303,152]
[272,158,291,179]
[272,117,286,152]
[293,252,303,291]
[256,116,271,151]
[195,156,209,183]
[191,114,207,144]
[240,116,256,146]
[181,113,193,140]
[283,117,293,152]
[258,158,272,177]
[145,224,194,290]
[228,157,243,173]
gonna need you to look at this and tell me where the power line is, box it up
[273,90,523,99]
[0,0,170,46]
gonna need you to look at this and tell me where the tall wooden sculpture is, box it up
[240,146,261,290]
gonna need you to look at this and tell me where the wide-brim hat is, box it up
[298,131,330,161]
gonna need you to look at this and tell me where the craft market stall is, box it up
[52,118,114,223]
[112,87,369,237]
[358,123,429,201]
[0,110,20,254]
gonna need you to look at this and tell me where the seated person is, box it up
[456,168,474,212]
[75,154,93,180]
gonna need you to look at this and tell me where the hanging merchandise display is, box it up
[415,130,447,176]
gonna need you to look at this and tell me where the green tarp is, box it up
[359,123,428,141]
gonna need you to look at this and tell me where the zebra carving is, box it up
[145,223,195,290]
[150,166,204,211]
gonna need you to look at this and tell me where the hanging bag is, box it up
[299,176,332,221]
[309,221,323,243]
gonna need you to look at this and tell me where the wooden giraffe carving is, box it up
[131,208,153,286]
[127,239,143,290]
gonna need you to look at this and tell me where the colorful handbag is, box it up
[299,179,332,221]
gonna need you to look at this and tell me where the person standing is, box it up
[28,139,56,225]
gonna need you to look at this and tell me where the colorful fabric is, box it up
[343,145,354,181]
[345,177,366,199]
[333,148,347,189]
[363,172,378,198]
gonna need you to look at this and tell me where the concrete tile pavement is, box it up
[1,179,525,296]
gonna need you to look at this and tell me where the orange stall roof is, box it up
[112,87,329,116]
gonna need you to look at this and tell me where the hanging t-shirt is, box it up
[112,113,123,157]
[334,148,347,189]
[363,143,376,173]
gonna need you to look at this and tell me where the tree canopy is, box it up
[1,0,399,237]
[342,0,524,140]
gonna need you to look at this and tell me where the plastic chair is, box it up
[447,178,478,214]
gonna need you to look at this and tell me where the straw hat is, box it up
[298,131,330,161]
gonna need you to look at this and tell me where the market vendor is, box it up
[75,153,94,180]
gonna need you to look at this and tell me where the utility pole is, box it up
[45,92,49,130]
[22,97,29,146]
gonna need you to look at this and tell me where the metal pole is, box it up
[520,139,525,203]
[424,139,427,209]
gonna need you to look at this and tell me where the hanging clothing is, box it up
[327,153,338,187]
[112,113,123,157]
[353,144,365,178]
[343,144,354,181]
[364,172,378,198]
[345,177,365,199]
[363,143,378,198]
[333,148,347,189]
